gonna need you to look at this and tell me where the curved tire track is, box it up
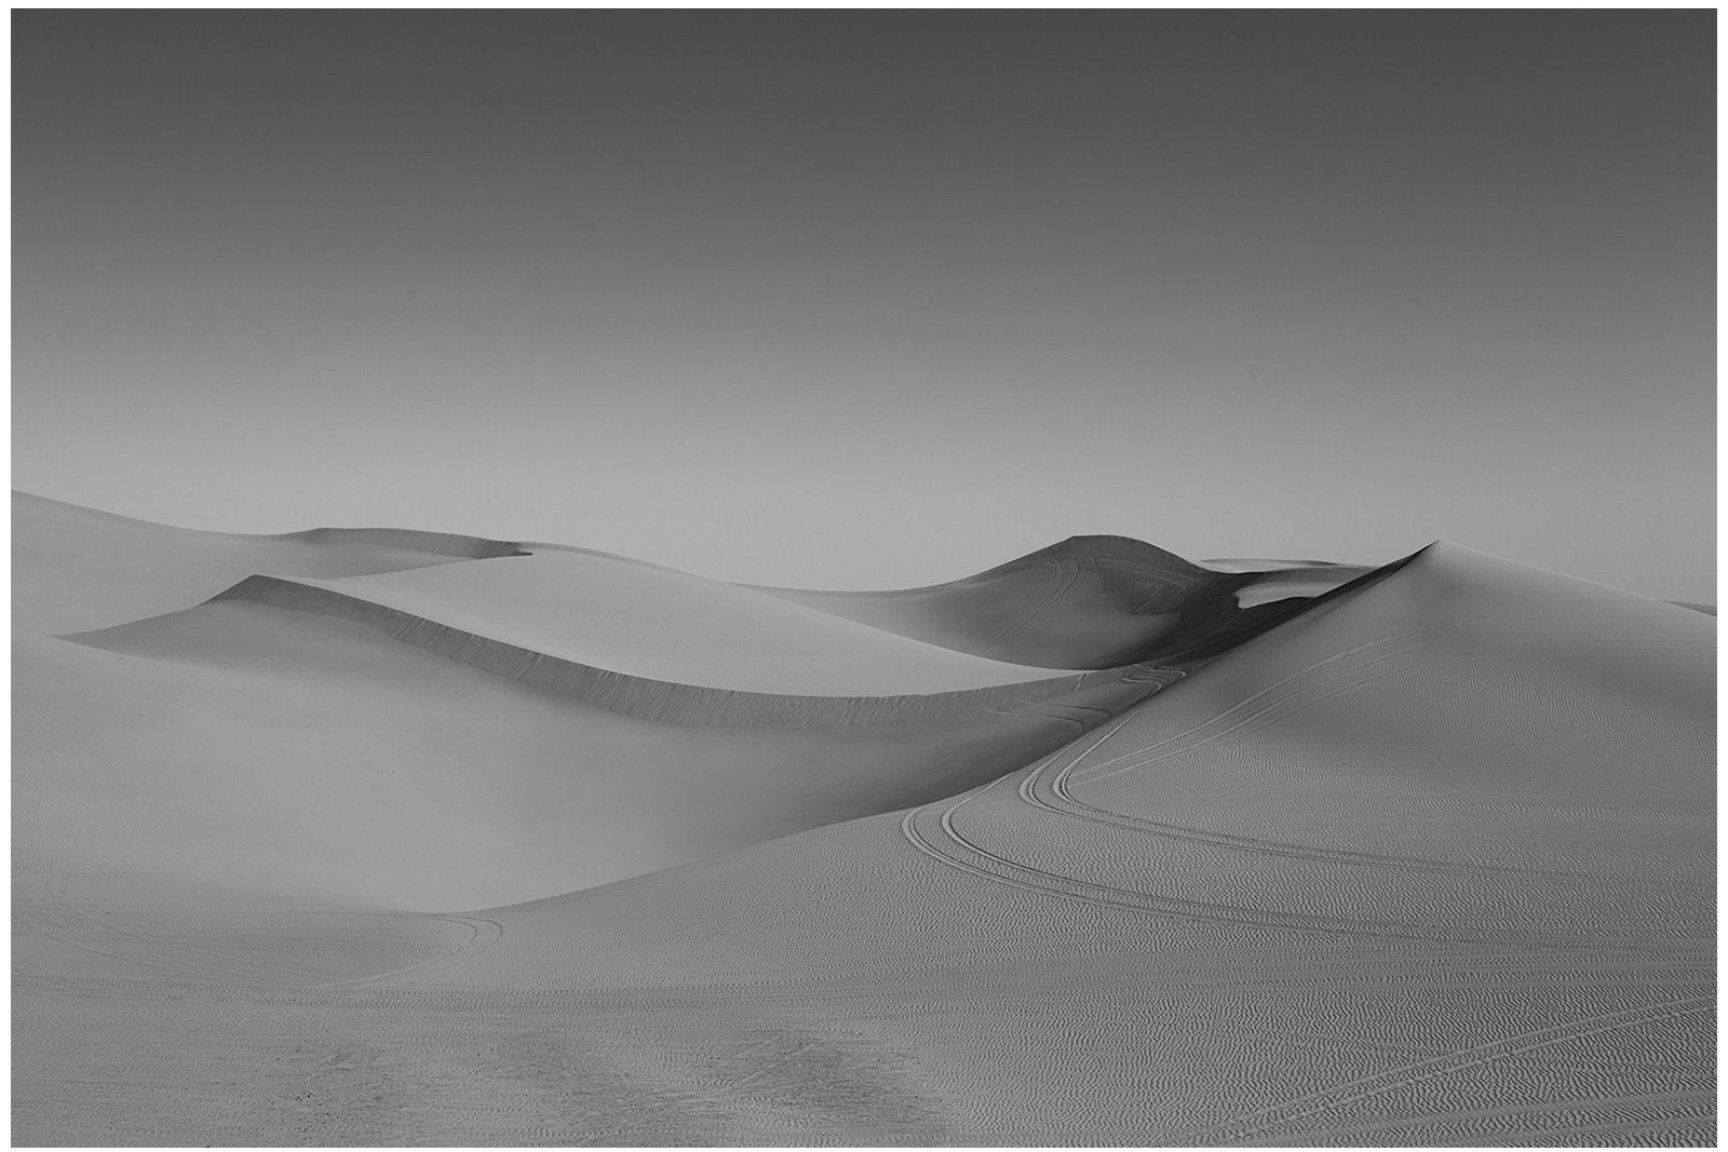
[313,915,505,990]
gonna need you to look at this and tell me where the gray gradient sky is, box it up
[13,12,1716,599]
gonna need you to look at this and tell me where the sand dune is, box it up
[35,519,1169,908]
[209,549,1096,695]
[753,535,1256,667]
[73,572,1140,719]
[12,498,1715,1145]
[22,498,1177,909]
[13,492,522,634]
[757,538,1389,669]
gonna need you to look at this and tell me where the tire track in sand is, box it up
[1029,629,1597,884]
[1019,707,1589,885]
[901,779,1466,943]
[900,756,1686,951]
[312,914,505,989]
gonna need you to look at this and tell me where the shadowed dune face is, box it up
[755,535,1265,668]
[11,495,1715,1145]
[758,537,1389,668]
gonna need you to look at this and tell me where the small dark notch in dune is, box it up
[1151,545,1433,663]
[282,528,527,559]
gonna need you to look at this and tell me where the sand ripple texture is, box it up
[12,495,1716,1146]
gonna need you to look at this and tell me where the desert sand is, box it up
[12,492,1715,1145]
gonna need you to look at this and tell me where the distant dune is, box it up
[757,535,1246,667]
[13,492,523,633]
[12,492,1715,1145]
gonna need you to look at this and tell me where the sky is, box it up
[12,11,1717,600]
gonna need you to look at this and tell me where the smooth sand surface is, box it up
[13,499,1715,1145]
[13,492,522,633]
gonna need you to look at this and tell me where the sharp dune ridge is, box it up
[12,493,1715,1145]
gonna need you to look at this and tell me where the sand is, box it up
[184,549,1095,695]
[13,492,522,634]
[12,494,1715,1145]
[753,535,1255,668]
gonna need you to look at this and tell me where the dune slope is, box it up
[377,541,1711,1143]
[12,504,1714,1146]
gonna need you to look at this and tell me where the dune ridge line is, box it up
[186,574,1163,728]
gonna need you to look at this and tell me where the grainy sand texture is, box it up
[12,492,1715,1145]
